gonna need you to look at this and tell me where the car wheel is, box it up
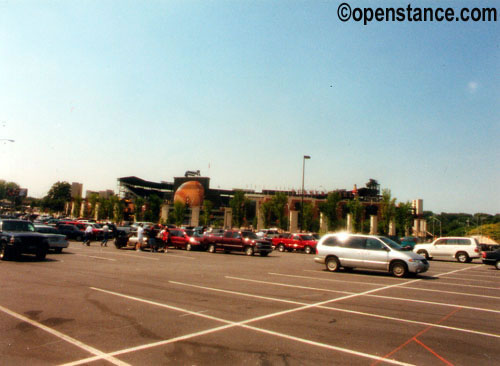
[36,245,48,261]
[0,242,11,261]
[54,248,63,254]
[391,261,408,278]
[278,244,285,252]
[456,252,469,263]
[326,256,340,272]
[208,244,216,253]
[416,250,429,260]
[495,260,500,270]
[304,246,312,254]
[76,235,82,241]
[186,243,192,251]
[245,246,254,256]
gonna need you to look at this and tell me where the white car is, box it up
[413,237,481,263]
[315,233,429,277]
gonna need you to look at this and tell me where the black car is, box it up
[57,224,85,241]
[0,219,49,260]
[482,249,500,270]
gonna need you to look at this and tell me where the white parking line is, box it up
[0,304,130,366]
[226,276,500,314]
[71,284,417,366]
[100,252,160,261]
[164,253,195,260]
[440,273,500,281]
[169,280,500,339]
[289,272,500,299]
[75,254,116,261]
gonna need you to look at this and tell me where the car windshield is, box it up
[300,235,315,240]
[242,232,258,239]
[37,227,58,234]
[185,229,194,236]
[3,221,36,232]
[380,236,405,251]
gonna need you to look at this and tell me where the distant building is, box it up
[71,182,83,199]
[99,190,114,199]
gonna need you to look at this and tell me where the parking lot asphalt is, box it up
[0,241,498,365]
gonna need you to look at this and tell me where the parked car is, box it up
[400,236,422,249]
[481,249,500,270]
[256,228,280,239]
[57,224,85,241]
[413,237,481,263]
[34,224,69,253]
[314,233,429,278]
[0,219,49,260]
[212,230,273,256]
[272,233,317,254]
[169,228,190,250]
[113,229,130,249]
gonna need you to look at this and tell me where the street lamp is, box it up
[430,216,442,238]
[301,155,311,232]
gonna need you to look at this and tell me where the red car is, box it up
[169,229,191,250]
[272,233,317,254]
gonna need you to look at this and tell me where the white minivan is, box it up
[413,237,481,263]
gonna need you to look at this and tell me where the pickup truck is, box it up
[209,230,273,256]
[0,219,49,260]
[272,233,317,254]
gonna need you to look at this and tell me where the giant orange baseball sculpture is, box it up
[173,181,204,207]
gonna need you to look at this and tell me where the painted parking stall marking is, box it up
[0,304,130,366]
[73,280,424,366]
[169,280,500,339]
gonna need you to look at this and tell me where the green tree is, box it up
[395,201,413,237]
[88,193,99,219]
[172,201,186,226]
[134,197,145,221]
[43,181,71,213]
[113,199,125,223]
[378,189,396,235]
[261,200,273,228]
[230,190,248,228]
[2,181,23,209]
[72,197,82,218]
[302,202,317,232]
[202,200,213,226]
[271,192,288,230]
[347,197,363,233]
[144,194,162,223]
[319,192,341,231]
[467,222,500,242]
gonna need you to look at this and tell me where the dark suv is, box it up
[0,219,49,260]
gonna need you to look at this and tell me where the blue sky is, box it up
[0,1,498,214]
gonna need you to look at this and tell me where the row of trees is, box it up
[2,179,498,240]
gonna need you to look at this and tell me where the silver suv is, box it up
[314,233,429,277]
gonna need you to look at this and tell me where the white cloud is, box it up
[468,81,478,93]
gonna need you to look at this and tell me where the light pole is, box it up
[301,155,311,232]
[431,216,442,238]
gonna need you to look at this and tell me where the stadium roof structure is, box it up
[118,176,174,198]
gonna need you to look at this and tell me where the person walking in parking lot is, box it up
[83,225,93,246]
[136,224,144,251]
[101,223,109,247]
[158,226,169,253]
